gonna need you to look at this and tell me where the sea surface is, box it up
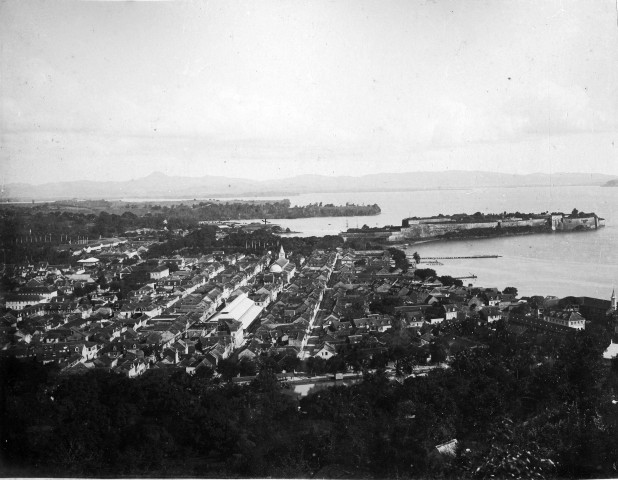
[210,186,618,300]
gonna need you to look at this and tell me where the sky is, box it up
[1,0,618,184]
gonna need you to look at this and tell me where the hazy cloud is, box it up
[1,0,617,182]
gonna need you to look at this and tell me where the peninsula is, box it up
[0,199,380,244]
[340,209,605,243]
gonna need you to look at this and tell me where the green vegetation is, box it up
[405,211,550,223]
[0,200,380,239]
[413,268,437,281]
[0,199,367,262]
[2,324,617,478]
[387,247,409,272]
[503,286,518,296]
[147,227,344,259]
[437,275,464,287]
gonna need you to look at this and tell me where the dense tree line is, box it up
[191,200,380,220]
[0,201,360,262]
[407,211,555,222]
[1,201,379,243]
[145,227,345,259]
[2,322,617,478]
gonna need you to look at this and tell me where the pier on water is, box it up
[414,255,501,260]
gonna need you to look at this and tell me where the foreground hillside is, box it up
[2,323,617,479]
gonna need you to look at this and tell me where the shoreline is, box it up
[401,229,551,246]
[383,227,602,247]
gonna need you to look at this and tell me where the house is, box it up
[76,342,102,361]
[444,305,458,321]
[420,332,435,346]
[150,265,170,280]
[468,296,485,310]
[426,314,445,325]
[480,306,502,323]
[314,342,337,360]
[217,319,244,348]
[238,346,258,361]
[603,341,618,360]
[77,257,100,268]
[435,439,458,457]
[117,358,149,378]
[402,311,425,328]
[543,308,586,330]
[158,276,182,290]
[482,290,501,306]
[5,294,46,311]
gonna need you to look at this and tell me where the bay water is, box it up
[224,186,618,299]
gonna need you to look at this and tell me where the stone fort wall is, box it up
[399,218,550,240]
[343,214,602,242]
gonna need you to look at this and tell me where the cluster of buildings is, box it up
[0,239,303,376]
[260,249,617,368]
[2,234,617,378]
[240,249,338,362]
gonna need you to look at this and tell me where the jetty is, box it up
[421,255,501,260]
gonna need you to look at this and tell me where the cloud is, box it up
[508,80,612,135]
[426,80,614,149]
[1,57,147,134]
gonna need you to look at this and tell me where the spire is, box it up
[612,288,617,309]
[279,245,285,260]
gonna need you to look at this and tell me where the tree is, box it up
[96,274,109,289]
[388,248,409,272]
[325,355,347,374]
[503,286,518,296]
[217,358,241,380]
[460,418,556,480]
[370,296,403,315]
[429,342,447,364]
[306,356,326,376]
[414,268,436,281]
[238,357,257,376]
[438,275,463,287]
[412,251,421,264]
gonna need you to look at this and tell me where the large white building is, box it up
[543,309,586,330]
[211,292,263,331]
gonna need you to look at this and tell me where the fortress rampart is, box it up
[340,212,603,243]
[400,221,499,239]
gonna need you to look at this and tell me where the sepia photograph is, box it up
[1,0,618,478]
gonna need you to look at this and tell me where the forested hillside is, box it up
[2,323,617,479]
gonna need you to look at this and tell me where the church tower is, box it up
[612,289,616,311]
[279,245,286,260]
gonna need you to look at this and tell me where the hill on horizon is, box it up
[3,170,616,201]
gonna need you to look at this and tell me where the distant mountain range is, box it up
[3,171,617,201]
